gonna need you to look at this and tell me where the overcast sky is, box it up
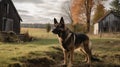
[12,0,113,24]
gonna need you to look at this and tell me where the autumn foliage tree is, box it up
[93,2,106,23]
[63,0,107,33]
[71,0,94,33]
[71,0,84,25]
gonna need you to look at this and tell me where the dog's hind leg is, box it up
[80,48,88,62]
[83,41,92,65]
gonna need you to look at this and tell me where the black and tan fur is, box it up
[52,17,92,67]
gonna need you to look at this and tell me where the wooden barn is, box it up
[94,11,120,34]
[0,0,22,34]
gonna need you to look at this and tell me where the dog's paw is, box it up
[68,63,73,67]
[61,64,67,67]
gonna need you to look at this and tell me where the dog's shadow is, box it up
[45,46,120,67]
[45,46,105,67]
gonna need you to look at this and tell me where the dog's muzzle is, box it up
[52,28,58,34]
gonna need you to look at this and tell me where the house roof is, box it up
[96,11,120,24]
[2,0,22,21]
[96,11,112,24]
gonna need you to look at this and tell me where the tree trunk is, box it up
[86,19,90,33]
[86,10,91,33]
[84,0,93,33]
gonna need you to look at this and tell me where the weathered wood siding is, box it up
[0,0,22,34]
[99,13,120,33]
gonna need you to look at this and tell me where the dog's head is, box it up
[52,17,66,34]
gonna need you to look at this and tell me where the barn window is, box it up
[4,3,9,16]
[7,3,9,14]
[2,17,13,32]
[2,17,7,31]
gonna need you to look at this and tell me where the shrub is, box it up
[46,23,51,33]
[0,31,20,42]
[18,31,33,42]
[68,24,86,33]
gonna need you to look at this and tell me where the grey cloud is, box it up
[18,9,29,13]
[20,14,34,22]
[21,14,34,18]
[13,0,70,23]
[13,0,44,4]
[21,14,51,23]
[38,17,51,22]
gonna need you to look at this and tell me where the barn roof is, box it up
[9,0,22,21]
[96,11,120,24]
[1,0,22,21]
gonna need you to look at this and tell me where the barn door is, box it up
[2,18,6,31]
[2,18,13,32]
[5,18,13,32]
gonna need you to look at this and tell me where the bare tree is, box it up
[62,0,78,32]
[62,0,73,23]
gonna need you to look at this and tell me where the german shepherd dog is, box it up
[52,17,92,67]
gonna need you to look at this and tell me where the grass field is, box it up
[0,28,120,67]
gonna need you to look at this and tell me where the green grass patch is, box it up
[0,28,119,67]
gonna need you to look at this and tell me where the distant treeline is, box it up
[21,23,71,28]
[21,23,53,28]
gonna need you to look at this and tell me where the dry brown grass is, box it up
[0,28,119,67]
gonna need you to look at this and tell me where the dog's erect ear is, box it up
[54,18,58,24]
[60,17,65,28]
[54,18,58,26]
[60,17,64,24]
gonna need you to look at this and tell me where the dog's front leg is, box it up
[63,50,68,65]
[70,50,74,64]
[68,49,74,67]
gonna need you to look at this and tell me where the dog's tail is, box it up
[89,41,92,51]
[89,41,100,61]
[89,41,94,60]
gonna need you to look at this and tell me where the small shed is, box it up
[0,0,22,34]
[94,11,120,34]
